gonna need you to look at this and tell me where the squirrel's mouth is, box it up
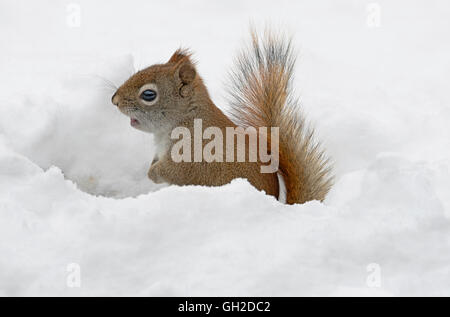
[130,118,140,126]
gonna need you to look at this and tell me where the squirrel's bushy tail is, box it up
[227,29,333,204]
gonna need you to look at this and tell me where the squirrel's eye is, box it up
[140,89,157,102]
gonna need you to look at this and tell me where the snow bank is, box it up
[1,0,450,296]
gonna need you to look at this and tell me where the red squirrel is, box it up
[111,30,332,204]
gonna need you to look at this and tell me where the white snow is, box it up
[1,0,450,296]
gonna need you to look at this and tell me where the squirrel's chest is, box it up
[152,134,171,160]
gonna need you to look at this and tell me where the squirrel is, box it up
[111,30,333,204]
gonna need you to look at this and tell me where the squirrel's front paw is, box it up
[148,164,165,184]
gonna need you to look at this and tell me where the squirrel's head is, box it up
[112,49,207,133]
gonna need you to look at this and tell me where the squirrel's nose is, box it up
[111,93,120,106]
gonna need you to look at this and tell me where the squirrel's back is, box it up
[227,29,333,204]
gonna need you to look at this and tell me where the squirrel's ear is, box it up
[175,62,196,97]
[168,48,192,64]
[169,49,196,85]
[177,63,196,85]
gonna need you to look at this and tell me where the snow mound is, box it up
[1,144,450,295]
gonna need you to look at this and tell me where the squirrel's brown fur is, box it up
[112,29,332,204]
